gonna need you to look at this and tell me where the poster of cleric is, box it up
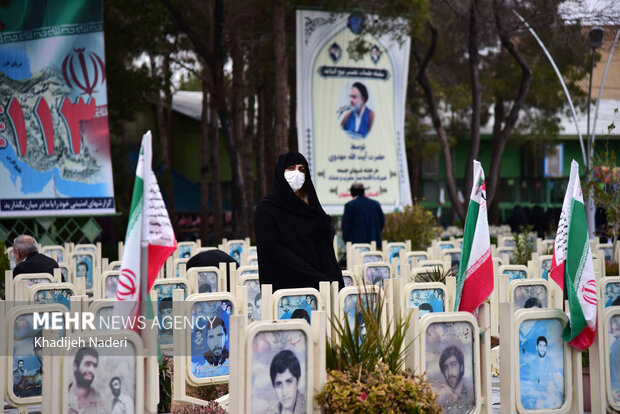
[295,10,411,214]
[0,0,115,216]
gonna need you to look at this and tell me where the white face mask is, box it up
[284,170,305,192]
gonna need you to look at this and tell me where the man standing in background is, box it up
[342,183,385,248]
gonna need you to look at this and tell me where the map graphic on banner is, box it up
[296,10,411,214]
[0,0,115,216]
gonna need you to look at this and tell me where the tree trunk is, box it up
[464,0,482,205]
[200,73,212,243]
[230,28,250,238]
[150,53,176,230]
[412,23,466,221]
[262,77,276,195]
[209,95,224,243]
[245,92,256,238]
[257,88,269,199]
[487,0,532,208]
[272,0,289,154]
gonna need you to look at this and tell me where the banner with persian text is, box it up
[0,0,115,217]
[296,10,411,214]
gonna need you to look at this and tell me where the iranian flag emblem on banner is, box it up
[454,160,494,313]
[113,131,177,322]
[550,160,597,350]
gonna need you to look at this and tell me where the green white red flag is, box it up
[550,160,597,350]
[454,160,494,313]
[114,131,177,321]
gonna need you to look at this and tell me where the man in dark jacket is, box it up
[342,183,385,248]
[12,235,59,277]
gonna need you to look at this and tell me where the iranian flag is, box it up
[113,131,177,322]
[550,160,597,350]
[454,160,494,313]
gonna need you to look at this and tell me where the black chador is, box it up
[254,152,344,292]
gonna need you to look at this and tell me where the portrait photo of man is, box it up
[158,297,174,343]
[204,317,229,367]
[266,350,306,414]
[519,320,565,410]
[340,82,375,138]
[109,376,134,414]
[68,347,103,414]
[435,345,475,413]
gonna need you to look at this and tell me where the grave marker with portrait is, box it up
[604,307,620,411]
[272,288,321,324]
[29,283,75,309]
[509,280,549,311]
[602,276,620,308]
[419,312,481,414]
[69,251,96,292]
[184,293,236,384]
[245,321,313,414]
[187,266,226,294]
[151,279,189,348]
[362,262,392,286]
[404,282,446,317]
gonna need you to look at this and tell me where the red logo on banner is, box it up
[117,268,137,300]
[62,48,106,96]
[581,279,597,305]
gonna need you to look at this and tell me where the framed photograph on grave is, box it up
[338,286,384,336]
[6,304,67,406]
[352,243,371,254]
[178,242,194,259]
[75,244,96,254]
[510,280,549,310]
[442,248,461,273]
[185,293,235,385]
[387,242,406,261]
[71,252,95,290]
[602,277,620,308]
[89,300,116,330]
[186,267,222,294]
[514,309,571,412]
[13,273,54,301]
[60,331,144,414]
[404,282,446,317]
[404,251,429,269]
[272,288,321,324]
[363,262,391,286]
[604,308,620,410]
[228,240,246,265]
[58,263,70,283]
[241,275,262,323]
[419,313,481,414]
[100,271,120,299]
[538,255,553,281]
[497,247,514,265]
[151,279,189,347]
[42,245,64,264]
[172,257,189,278]
[30,283,74,308]
[246,321,312,414]
[361,251,384,264]
[438,241,455,251]
[500,265,529,282]
[341,270,356,287]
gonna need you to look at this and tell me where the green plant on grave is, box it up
[316,362,442,414]
[326,284,412,374]
[158,356,173,413]
[382,204,439,250]
[513,225,534,265]
[320,285,441,413]
[414,265,457,284]
[171,402,226,414]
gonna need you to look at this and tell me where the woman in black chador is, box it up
[254,151,344,292]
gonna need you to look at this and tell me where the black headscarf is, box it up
[254,152,344,291]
